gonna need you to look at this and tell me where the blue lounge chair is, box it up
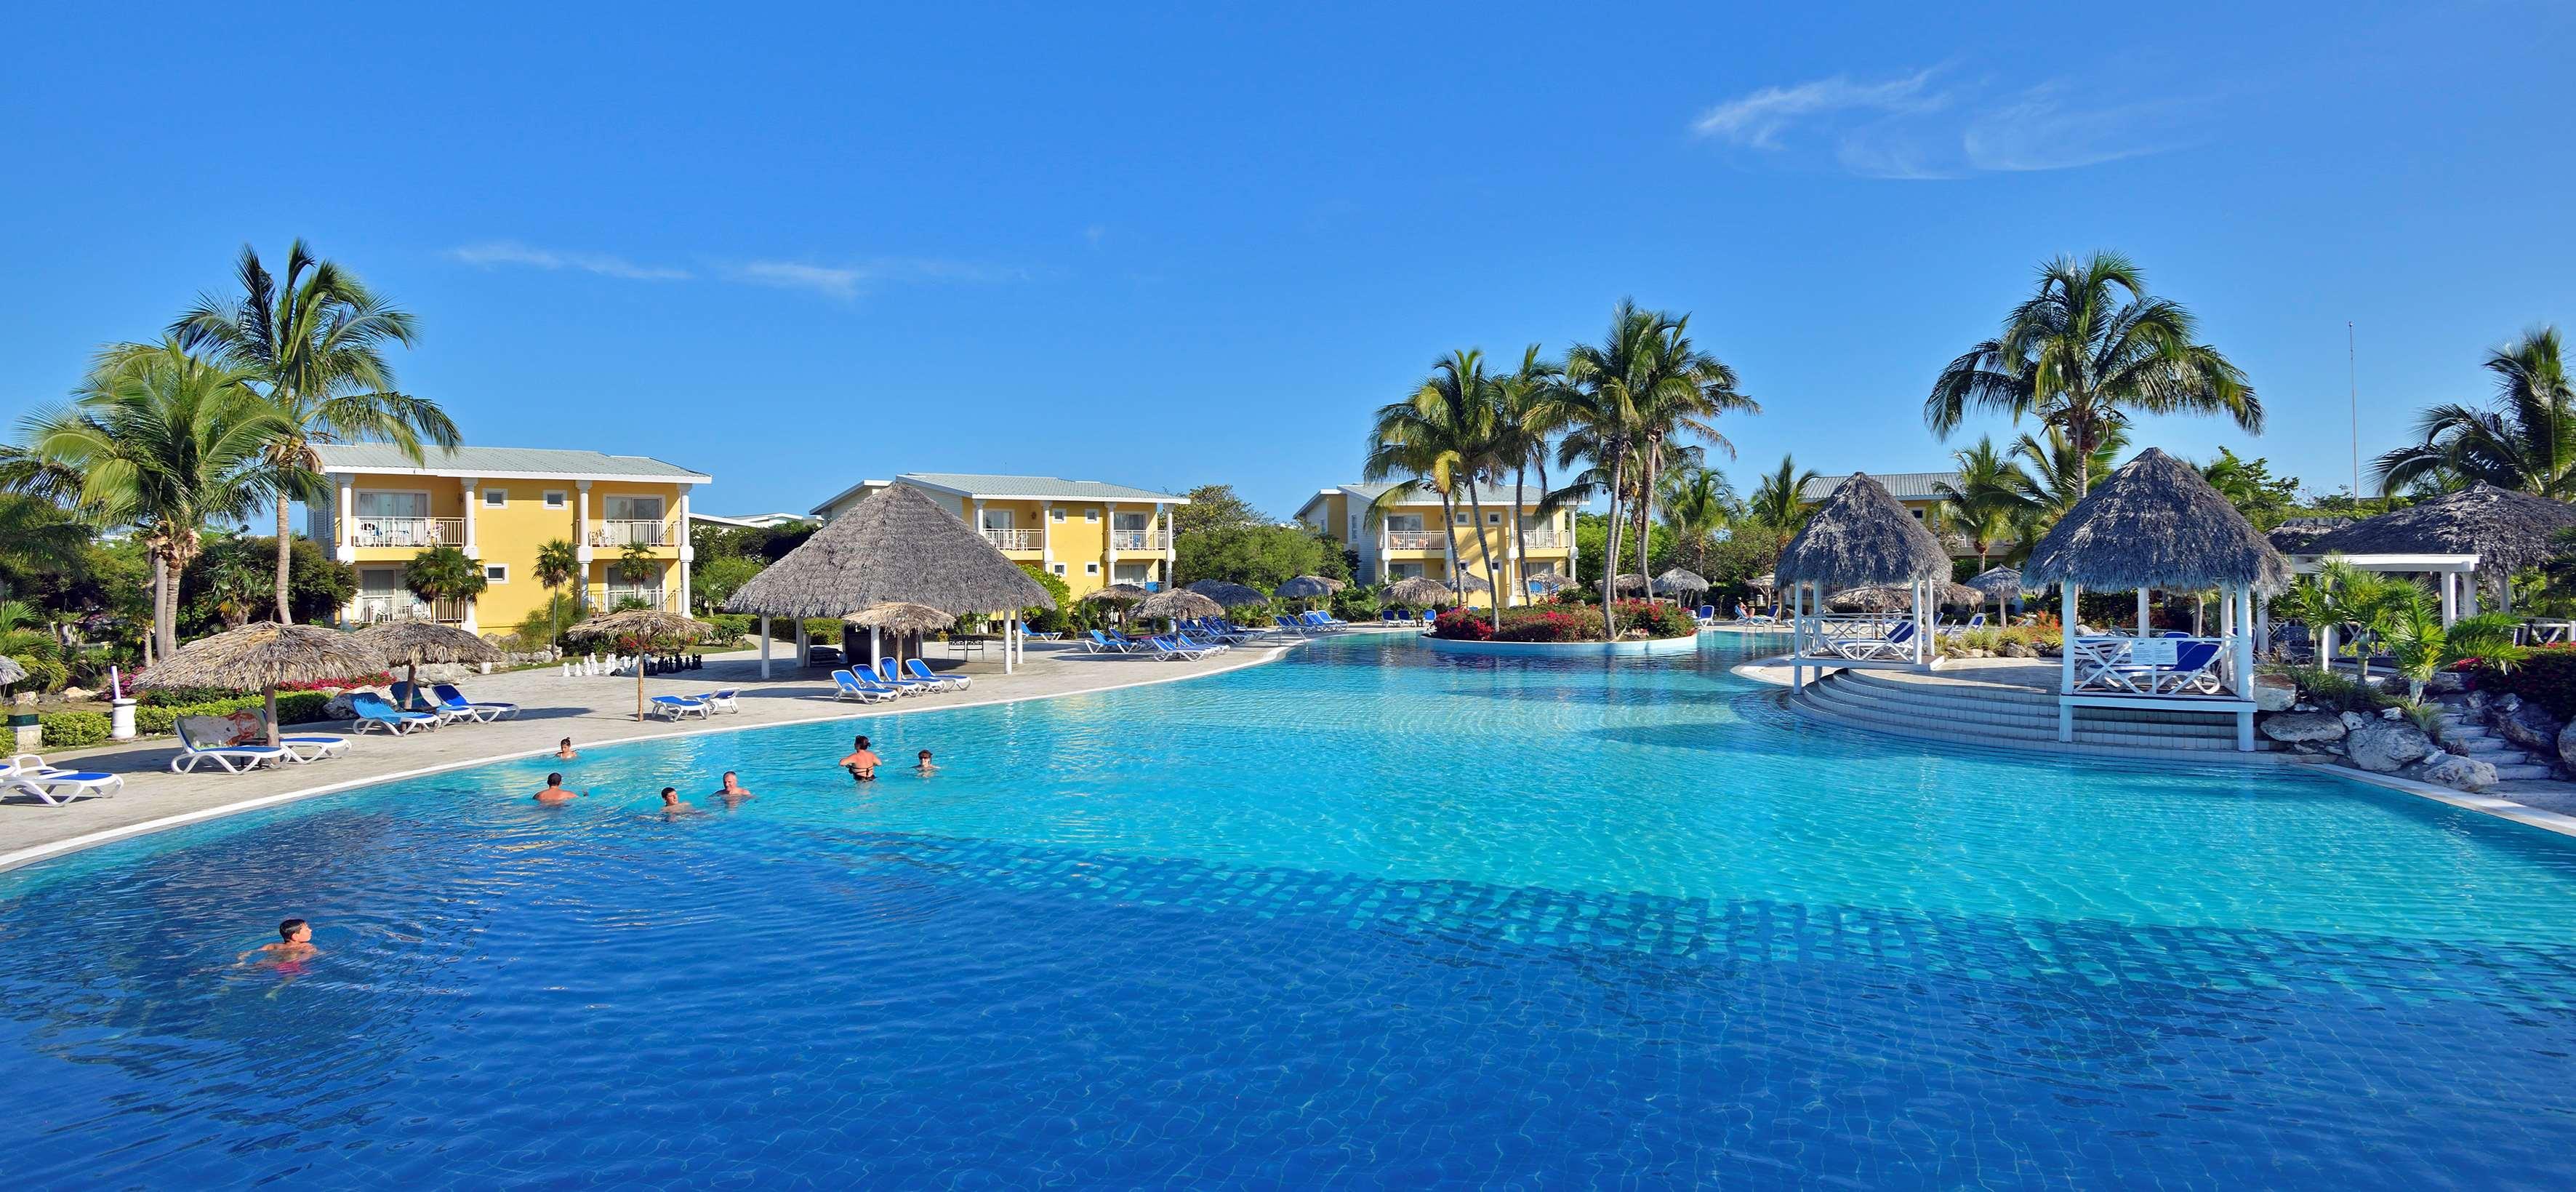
[5,753,124,804]
[904,658,971,692]
[831,669,898,703]
[390,681,476,724]
[1275,615,1312,637]
[1152,635,1215,661]
[648,695,712,721]
[876,659,944,692]
[692,688,742,713]
[430,682,520,721]
[1016,620,1063,641]
[348,692,441,735]
[1697,604,1718,623]
[1831,620,1918,661]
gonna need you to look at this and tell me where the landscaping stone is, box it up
[2408,751,2500,793]
[2338,711,2369,732]
[2346,721,2436,772]
[2252,675,2297,712]
[2556,719,2576,772]
[2493,699,2563,753]
[322,691,374,720]
[2260,711,2347,744]
[2379,706,2404,721]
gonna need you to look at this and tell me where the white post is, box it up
[2137,588,2150,634]
[2058,580,2077,742]
[575,481,595,610]
[1104,500,1120,586]
[1004,616,1016,675]
[2254,588,2270,659]
[462,477,480,556]
[759,615,771,679]
[2218,582,2237,687]
[1040,501,1054,572]
[870,625,882,670]
[2440,571,2458,625]
[1789,579,1805,690]
[795,619,808,668]
[2500,570,2515,616]
[334,479,355,561]
[675,484,693,615]
[1160,503,1176,586]
[2463,572,2481,618]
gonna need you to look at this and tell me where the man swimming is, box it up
[839,735,880,783]
[712,771,753,804]
[659,786,700,815]
[535,773,579,804]
[914,749,938,775]
[555,737,579,760]
[239,918,318,963]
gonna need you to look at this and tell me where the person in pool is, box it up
[913,749,937,775]
[239,918,318,963]
[659,786,700,816]
[555,737,579,761]
[712,771,753,804]
[839,735,880,783]
[535,773,579,804]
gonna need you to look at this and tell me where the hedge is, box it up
[2476,645,2576,719]
[135,692,334,736]
[39,711,111,748]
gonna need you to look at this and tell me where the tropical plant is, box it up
[1741,455,1818,549]
[2003,425,2130,555]
[1493,345,1573,607]
[170,240,459,622]
[2375,585,2524,701]
[1926,252,2258,496]
[189,535,273,630]
[401,544,488,615]
[692,554,763,615]
[1929,437,2023,568]
[2196,448,2301,529]
[2372,327,2576,497]
[615,542,661,597]
[23,342,284,659]
[1365,348,1504,609]
[1657,464,1736,576]
[534,538,581,639]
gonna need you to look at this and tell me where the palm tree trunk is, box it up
[149,555,169,663]
[1600,454,1628,638]
[1463,484,1504,617]
[274,495,295,623]
[1510,463,1533,608]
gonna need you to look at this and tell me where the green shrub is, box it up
[705,613,754,639]
[141,684,245,708]
[133,692,337,735]
[39,711,110,748]
[801,617,847,644]
[1328,585,1381,622]
[2271,665,2400,715]
[2474,644,2576,719]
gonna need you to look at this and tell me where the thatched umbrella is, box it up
[1775,475,1949,673]
[1967,566,2024,623]
[1385,575,1458,608]
[1749,572,1778,591]
[1273,575,1342,601]
[1451,571,1493,594]
[846,601,958,666]
[2304,482,2576,606]
[1653,568,1710,597]
[1611,572,1651,595]
[725,483,1053,674]
[566,608,718,721]
[1830,581,1980,612]
[1135,588,1224,627]
[0,655,25,690]
[139,622,385,746]
[357,621,505,711]
[2022,448,2289,708]
[1187,580,1269,608]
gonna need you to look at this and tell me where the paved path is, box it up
[2,636,1298,871]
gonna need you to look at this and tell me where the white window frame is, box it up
[1050,507,1067,522]
[1051,562,1067,575]
[483,488,509,508]
[1085,508,1100,522]
[1453,511,1469,525]
[354,489,434,519]
[1485,511,1503,524]
[1085,561,1100,575]
[483,563,510,583]
[543,490,568,510]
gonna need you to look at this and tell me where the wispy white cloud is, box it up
[446,241,691,281]
[725,260,867,300]
[1691,69,2204,180]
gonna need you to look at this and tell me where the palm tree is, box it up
[2372,327,2576,497]
[1365,350,1505,610]
[1741,455,1818,550]
[1658,464,1735,575]
[1930,436,2023,568]
[2376,585,2523,702]
[402,544,489,620]
[1927,252,2258,496]
[614,542,662,607]
[1492,346,1572,607]
[171,241,459,623]
[535,538,581,641]
[23,343,283,658]
[2004,425,2129,555]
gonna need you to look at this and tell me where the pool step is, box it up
[2437,713,2561,781]
[1790,668,2256,761]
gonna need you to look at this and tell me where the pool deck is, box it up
[0,633,1317,872]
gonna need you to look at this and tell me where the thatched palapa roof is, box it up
[1748,572,1777,592]
[1273,575,1345,599]
[357,620,505,666]
[2266,516,2354,554]
[0,656,25,688]
[1451,571,1493,593]
[845,601,957,634]
[1775,474,1949,591]
[2022,449,2292,593]
[2302,483,2576,580]
[1385,575,1461,607]
[1966,566,2024,597]
[566,607,716,644]
[1080,583,1149,605]
[1611,573,1651,593]
[140,623,384,692]
[726,483,1052,617]
[1187,580,1270,607]
[1136,588,1224,620]
[1653,568,1710,595]
[1831,581,1983,612]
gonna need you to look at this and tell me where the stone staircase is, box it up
[1790,667,2254,760]
[2434,711,2559,782]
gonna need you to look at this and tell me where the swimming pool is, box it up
[4,632,2574,1187]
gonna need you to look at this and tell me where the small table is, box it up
[945,635,994,660]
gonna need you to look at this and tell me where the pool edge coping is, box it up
[0,642,1301,874]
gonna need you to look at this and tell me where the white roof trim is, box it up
[322,464,710,484]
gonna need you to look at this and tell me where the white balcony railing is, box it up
[1520,530,1567,549]
[592,520,672,548]
[1384,530,1445,551]
[599,585,667,611]
[350,517,465,549]
[1110,529,1170,551]
[983,527,1043,551]
[353,595,468,624]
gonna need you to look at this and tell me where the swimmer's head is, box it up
[547,772,563,786]
[854,735,870,750]
[661,787,678,805]
[918,750,933,761]
[279,918,308,943]
[721,770,738,785]
[559,737,572,749]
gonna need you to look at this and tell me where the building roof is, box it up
[809,472,1188,516]
[1800,471,1958,503]
[688,511,818,529]
[1296,481,1552,521]
[313,443,710,483]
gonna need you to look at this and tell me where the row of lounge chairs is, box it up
[830,659,974,703]
[647,689,742,720]
[1277,612,1350,635]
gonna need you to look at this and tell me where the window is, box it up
[1085,562,1100,575]
[1485,511,1503,525]
[1348,515,1358,538]
[544,490,568,509]
[483,564,509,583]
[483,488,507,507]
[1453,511,1469,525]
[1085,508,1100,522]
[1909,508,1924,519]
[1389,562,1425,580]
[1050,507,1066,521]
[982,508,1014,529]
[605,495,663,521]
[1051,562,1067,575]
[356,491,429,519]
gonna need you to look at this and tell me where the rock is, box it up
[2555,719,2576,772]
[2428,671,2466,695]
[2338,711,2369,731]
[2494,700,2563,753]
[323,690,373,721]
[2346,721,2437,772]
[2260,712,2348,744]
[2408,751,2500,792]
[2294,701,2318,713]
[2465,690,2492,716]
[60,686,94,702]
[2379,705,2404,721]
[2252,675,2298,712]
[2497,693,2524,713]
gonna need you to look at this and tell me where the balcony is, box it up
[350,517,465,550]
[1384,530,1445,551]
[353,595,468,624]
[1110,529,1170,551]
[591,519,674,548]
[982,527,1043,551]
[598,585,667,611]
[1520,530,1567,549]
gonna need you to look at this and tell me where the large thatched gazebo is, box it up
[140,623,385,746]
[1773,473,1949,683]
[2300,483,2576,617]
[2022,448,2290,750]
[726,484,1054,676]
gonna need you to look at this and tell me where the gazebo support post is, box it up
[870,625,883,670]
[2234,584,2256,750]
[2137,589,2151,634]
[2058,580,2077,743]
[795,621,809,669]
[758,616,771,679]
[2253,591,2269,660]
[1789,580,1805,691]
[2440,572,2457,625]
[1004,617,1016,676]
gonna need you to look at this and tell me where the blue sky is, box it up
[6,3,2573,520]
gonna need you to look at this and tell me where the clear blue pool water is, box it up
[5,631,2575,1188]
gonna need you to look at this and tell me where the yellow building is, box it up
[308,444,713,633]
[808,473,1188,597]
[1295,482,1576,607]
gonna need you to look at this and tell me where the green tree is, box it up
[2372,327,2576,497]
[1741,455,1818,551]
[1927,252,2258,497]
[1493,345,1574,607]
[401,544,488,617]
[692,554,763,615]
[1173,524,1339,591]
[1016,561,1077,632]
[25,343,284,659]
[534,538,581,639]
[615,542,661,607]
[1930,437,2023,569]
[179,535,355,635]
[1657,464,1735,576]
[1170,484,1265,535]
[171,240,459,623]
[1365,349,1501,604]
[2005,425,2129,555]
[2196,448,2300,530]
[2376,585,2524,701]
